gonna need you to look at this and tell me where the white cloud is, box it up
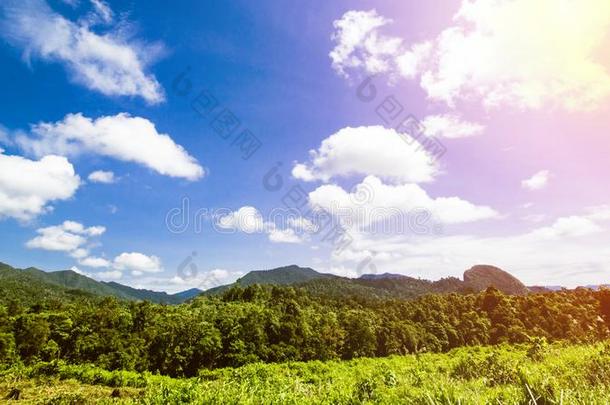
[0,125,12,146]
[327,209,610,287]
[62,220,106,236]
[89,0,113,24]
[522,170,550,190]
[527,216,603,240]
[292,126,438,184]
[331,2,610,111]
[216,206,305,244]
[113,252,163,275]
[16,113,204,181]
[0,151,80,221]
[95,270,122,280]
[26,220,105,252]
[217,206,265,234]
[309,175,498,228]
[27,226,86,252]
[132,268,245,293]
[70,248,89,259]
[79,256,111,268]
[26,220,112,270]
[422,114,484,139]
[329,9,403,79]
[168,268,244,291]
[268,227,302,244]
[88,170,115,183]
[0,0,164,103]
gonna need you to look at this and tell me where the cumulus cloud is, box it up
[331,2,610,111]
[25,221,166,278]
[267,227,302,244]
[292,126,438,184]
[527,216,603,240]
[79,256,111,268]
[25,220,114,269]
[217,206,265,234]
[308,175,498,228]
[16,113,204,180]
[87,170,115,183]
[0,0,164,103]
[329,9,403,79]
[26,220,105,253]
[216,206,305,244]
[421,114,484,139]
[522,170,550,190]
[0,150,80,221]
[113,252,163,275]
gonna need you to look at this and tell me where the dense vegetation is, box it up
[0,261,532,308]
[204,264,530,299]
[0,262,200,305]
[2,282,610,379]
[3,342,610,403]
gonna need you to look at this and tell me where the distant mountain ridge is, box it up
[0,262,201,305]
[203,263,531,299]
[3,260,600,305]
[203,265,337,295]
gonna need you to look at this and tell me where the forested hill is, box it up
[204,264,530,300]
[0,262,201,305]
[0,260,570,306]
[202,265,338,295]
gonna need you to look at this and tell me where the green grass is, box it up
[2,342,610,404]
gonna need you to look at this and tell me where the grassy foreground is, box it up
[2,342,610,404]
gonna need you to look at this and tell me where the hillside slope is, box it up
[206,264,529,299]
[0,262,200,304]
[204,265,336,295]
[463,265,529,295]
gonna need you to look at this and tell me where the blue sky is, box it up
[1,0,610,291]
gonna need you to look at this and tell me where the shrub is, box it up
[451,350,519,386]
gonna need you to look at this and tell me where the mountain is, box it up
[0,262,200,304]
[21,267,134,299]
[296,274,469,300]
[463,265,529,295]
[204,264,530,299]
[172,288,205,301]
[0,260,535,306]
[103,282,201,304]
[203,265,336,295]
[0,262,98,305]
